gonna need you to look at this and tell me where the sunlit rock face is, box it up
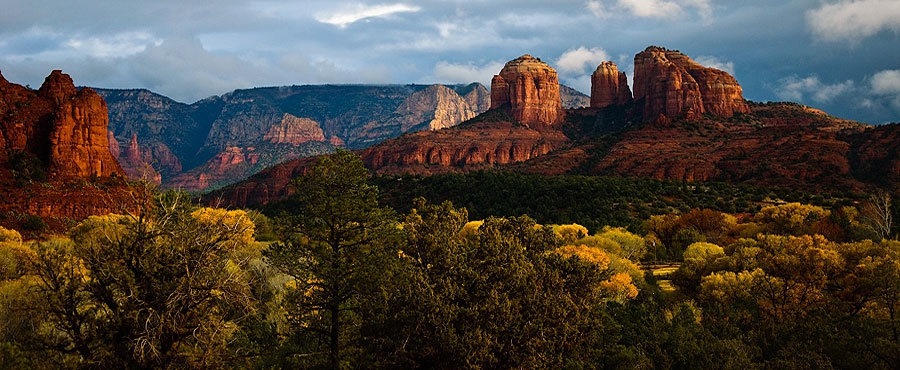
[0,70,123,178]
[633,46,749,121]
[490,54,565,127]
[590,61,633,108]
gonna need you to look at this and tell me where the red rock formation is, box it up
[328,136,346,147]
[0,70,123,178]
[360,120,570,175]
[263,114,326,144]
[590,62,633,108]
[212,117,573,207]
[490,55,565,127]
[108,133,166,183]
[633,46,748,121]
[0,71,147,235]
[518,102,869,191]
[166,146,262,191]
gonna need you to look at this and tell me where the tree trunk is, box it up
[330,304,339,370]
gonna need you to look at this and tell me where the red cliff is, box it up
[490,55,565,127]
[0,70,146,235]
[632,47,748,121]
[590,62,633,108]
[360,120,570,176]
[0,70,123,178]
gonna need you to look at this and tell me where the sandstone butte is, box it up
[0,70,148,233]
[490,54,566,127]
[591,61,633,108]
[632,46,749,121]
[0,70,123,178]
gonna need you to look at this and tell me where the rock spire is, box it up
[590,61,633,108]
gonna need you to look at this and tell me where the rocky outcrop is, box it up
[165,141,333,191]
[513,102,871,191]
[632,46,748,121]
[387,84,478,132]
[264,114,326,144]
[591,62,633,108]
[490,55,565,126]
[360,120,571,176]
[459,83,491,113]
[108,132,181,183]
[560,85,591,109]
[212,118,572,206]
[0,70,123,178]
[167,146,260,191]
[0,71,147,235]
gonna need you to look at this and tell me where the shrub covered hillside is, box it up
[2,150,899,369]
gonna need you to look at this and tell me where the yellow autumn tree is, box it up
[459,220,484,238]
[683,242,725,261]
[599,272,639,302]
[554,244,611,269]
[754,202,830,236]
[553,224,589,244]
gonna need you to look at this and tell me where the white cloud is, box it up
[694,55,734,75]
[618,0,683,18]
[776,75,855,103]
[316,3,421,28]
[872,69,900,95]
[807,0,900,42]
[556,47,610,75]
[586,1,609,18]
[871,70,900,112]
[65,31,161,58]
[586,0,711,20]
[433,60,505,87]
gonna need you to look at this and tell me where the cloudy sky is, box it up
[1,0,898,124]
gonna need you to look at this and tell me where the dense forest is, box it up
[2,150,898,369]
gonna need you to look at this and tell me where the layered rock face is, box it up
[387,84,478,132]
[0,71,146,234]
[590,62,633,108]
[632,46,749,120]
[101,83,489,191]
[360,120,571,176]
[490,55,565,126]
[460,83,491,113]
[0,70,122,178]
[264,114,326,144]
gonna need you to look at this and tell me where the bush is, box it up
[6,150,47,186]
[20,214,47,232]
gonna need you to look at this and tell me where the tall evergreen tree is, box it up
[265,150,400,369]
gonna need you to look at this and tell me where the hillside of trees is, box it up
[2,150,898,369]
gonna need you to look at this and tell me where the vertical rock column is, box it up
[590,61,633,108]
[490,55,565,127]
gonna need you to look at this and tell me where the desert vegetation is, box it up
[2,150,898,369]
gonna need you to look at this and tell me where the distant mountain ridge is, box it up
[98,83,492,190]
